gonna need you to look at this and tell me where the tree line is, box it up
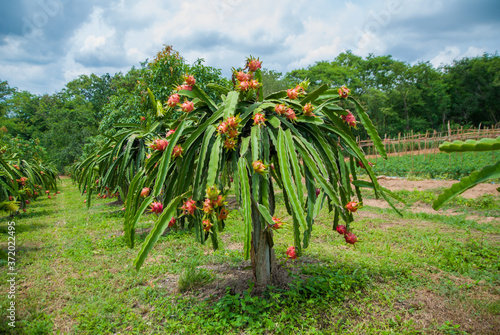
[1,46,498,172]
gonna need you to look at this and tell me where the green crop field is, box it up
[366,151,499,180]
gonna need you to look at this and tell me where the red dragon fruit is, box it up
[345,201,360,213]
[338,86,350,99]
[172,145,183,158]
[285,108,297,121]
[181,100,194,113]
[203,219,212,232]
[341,110,357,128]
[247,58,262,72]
[224,138,237,150]
[184,74,196,86]
[303,103,315,116]
[287,88,299,100]
[226,116,240,129]
[252,160,267,174]
[275,104,287,115]
[237,80,251,91]
[152,139,169,151]
[336,225,347,235]
[217,122,229,135]
[167,94,181,107]
[344,232,358,245]
[235,70,251,82]
[253,113,266,126]
[181,198,197,216]
[286,246,298,259]
[150,202,163,214]
[176,84,192,91]
[140,187,150,197]
[203,198,214,214]
[217,207,229,220]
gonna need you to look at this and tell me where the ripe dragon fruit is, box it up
[166,128,176,137]
[181,198,197,216]
[271,216,285,230]
[286,246,298,259]
[341,110,357,128]
[140,187,150,197]
[167,94,181,108]
[152,139,169,151]
[181,100,194,113]
[235,70,251,82]
[177,84,193,91]
[335,225,347,235]
[217,122,229,135]
[172,145,183,158]
[150,202,164,214]
[287,88,299,100]
[226,116,240,129]
[338,86,350,99]
[344,232,358,244]
[203,219,212,232]
[237,80,251,92]
[184,74,196,86]
[303,103,315,117]
[224,138,237,150]
[168,217,176,228]
[203,198,214,214]
[285,108,297,121]
[252,160,267,174]
[212,195,225,208]
[247,58,262,72]
[274,104,287,115]
[249,79,260,90]
[357,161,374,169]
[345,201,360,213]
[253,113,266,126]
[217,207,229,220]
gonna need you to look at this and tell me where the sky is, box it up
[0,0,499,95]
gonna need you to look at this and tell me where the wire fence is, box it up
[358,124,500,157]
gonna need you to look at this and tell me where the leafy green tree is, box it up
[444,54,500,126]
[260,69,290,97]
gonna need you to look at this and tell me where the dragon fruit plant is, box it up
[432,136,500,210]
[124,56,395,285]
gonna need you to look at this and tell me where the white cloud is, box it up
[430,46,486,67]
[0,0,498,94]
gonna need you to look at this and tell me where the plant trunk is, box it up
[250,202,276,286]
[250,180,277,286]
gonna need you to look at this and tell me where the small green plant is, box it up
[178,265,215,292]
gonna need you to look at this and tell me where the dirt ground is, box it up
[375,176,499,198]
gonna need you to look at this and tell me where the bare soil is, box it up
[375,176,499,198]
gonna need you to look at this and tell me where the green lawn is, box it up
[1,178,499,334]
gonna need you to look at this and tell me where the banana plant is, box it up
[125,58,396,285]
[432,136,500,210]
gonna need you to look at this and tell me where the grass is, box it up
[0,178,499,334]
